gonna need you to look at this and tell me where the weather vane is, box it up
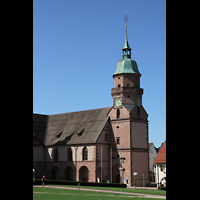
[124,10,129,27]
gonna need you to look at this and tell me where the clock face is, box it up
[136,98,141,107]
[114,98,122,108]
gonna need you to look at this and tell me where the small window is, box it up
[127,95,130,98]
[116,126,119,128]
[127,84,130,87]
[118,84,121,88]
[118,77,120,79]
[160,165,163,171]
[116,137,120,144]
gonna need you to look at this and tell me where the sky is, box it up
[33,0,166,148]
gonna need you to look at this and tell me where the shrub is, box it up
[34,179,127,188]
[158,186,166,190]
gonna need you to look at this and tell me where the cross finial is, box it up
[124,10,129,27]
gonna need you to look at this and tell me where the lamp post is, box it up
[120,158,125,183]
[75,146,78,181]
[33,169,35,183]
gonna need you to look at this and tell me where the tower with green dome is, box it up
[108,12,149,186]
[111,13,144,110]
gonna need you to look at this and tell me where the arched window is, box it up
[117,109,120,118]
[82,147,88,161]
[54,148,58,162]
[67,147,72,161]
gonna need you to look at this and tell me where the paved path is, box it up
[127,186,158,190]
[34,185,166,199]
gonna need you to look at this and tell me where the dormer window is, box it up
[56,131,63,138]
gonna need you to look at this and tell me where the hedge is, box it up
[34,179,127,188]
[158,186,166,190]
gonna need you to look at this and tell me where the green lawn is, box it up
[48,184,166,196]
[33,186,165,200]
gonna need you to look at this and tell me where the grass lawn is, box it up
[48,184,166,196]
[33,186,165,200]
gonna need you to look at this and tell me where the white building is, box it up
[154,140,166,187]
[149,143,158,182]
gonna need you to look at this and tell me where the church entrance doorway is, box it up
[66,166,74,181]
[79,166,88,182]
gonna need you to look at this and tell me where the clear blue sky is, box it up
[33,0,166,148]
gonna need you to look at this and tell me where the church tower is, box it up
[108,12,149,186]
[111,17,143,113]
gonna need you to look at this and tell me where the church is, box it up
[33,15,149,186]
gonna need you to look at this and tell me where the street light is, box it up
[74,146,78,181]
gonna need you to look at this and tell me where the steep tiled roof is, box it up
[154,140,166,164]
[33,114,48,146]
[33,107,112,146]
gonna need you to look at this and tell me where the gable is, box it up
[130,105,148,120]
[94,116,110,143]
[108,104,148,121]
[108,105,131,119]
[154,140,166,164]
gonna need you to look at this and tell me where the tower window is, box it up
[118,84,121,88]
[105,133,108,141]
[117,109,120,118]
[137,106,140,118]
[116,137,120,144]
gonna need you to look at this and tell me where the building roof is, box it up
[114,58,141,75]
[33,114,48,146]
[149,143,160,153]
[154,140,166,164]
[33,107,112,146]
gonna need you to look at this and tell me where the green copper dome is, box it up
[114,58,141,75]
[114,14,141,76]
